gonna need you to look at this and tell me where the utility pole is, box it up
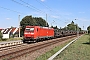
[65,21,67,30]
[83,24,84,33]
[46,14,47,27]
[18,15,20,38]
[51,20,55,27]
[75,19,79,37]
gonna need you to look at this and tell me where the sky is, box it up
[0,0,90,30]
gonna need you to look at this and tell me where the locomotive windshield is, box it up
[25,28,34,32]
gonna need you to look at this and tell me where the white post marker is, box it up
[18,15,20,38]
[48,35,83,60]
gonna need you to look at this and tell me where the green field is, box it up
[54,34,90,60]
[36,34,90,60]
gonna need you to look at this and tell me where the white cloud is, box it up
[41,0,45,2]
[76,18,90,22]
[79,12,85,14]
[81,19,89,22]
[51,16,60,18]
[6,18,11,20]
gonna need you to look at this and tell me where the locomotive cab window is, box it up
[25,28,34,32]
[37,28,38,32]
[30,28,34,32]
[25,28,30,31]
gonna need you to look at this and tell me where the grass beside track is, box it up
[36,37,76,60]
[54,34,90,60]
[36,34,90,60]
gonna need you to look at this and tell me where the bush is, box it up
[2,38,7,41]
[0,31,2,39]
[89,34,90,44]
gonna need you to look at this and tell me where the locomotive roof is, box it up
[26,26,53,29]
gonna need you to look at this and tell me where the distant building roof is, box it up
[1,27,19,34]
[0,28,3,30]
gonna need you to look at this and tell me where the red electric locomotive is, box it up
[23,26,54,43]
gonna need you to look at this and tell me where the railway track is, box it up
[0,43,28,51]
[0,35,78,60]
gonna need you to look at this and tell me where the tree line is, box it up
[63,21,81,31]
[87,26,90,34]
[20,15,83,36]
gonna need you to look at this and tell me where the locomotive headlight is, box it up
[24,33,28,34]
[31,33,34,34]
[24,32,30,34]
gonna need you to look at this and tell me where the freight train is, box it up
[23,26,85,43]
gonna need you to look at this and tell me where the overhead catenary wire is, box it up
[12,0,64,23]
[16,0,60,20]
[35,0,52,12]
[11,0,47,15]
[0,6,25,15]
[35,0,68,22]
[36,0,65,22]
[11,0,66,27]
[20,0,46,14]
